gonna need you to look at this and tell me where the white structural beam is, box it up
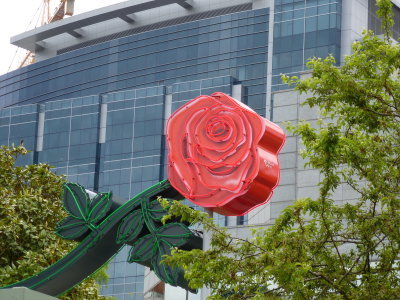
[176,0,194,9]
[119,15,135,23]
[392,0,400,9]
[67,29,84,38]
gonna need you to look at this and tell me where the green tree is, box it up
[161,0,400,298]
[0,145,110,299]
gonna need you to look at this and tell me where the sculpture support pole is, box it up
[200,208,213,300]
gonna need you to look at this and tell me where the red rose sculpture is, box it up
[166,92,285,216]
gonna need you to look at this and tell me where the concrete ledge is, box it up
[0,287,58,300]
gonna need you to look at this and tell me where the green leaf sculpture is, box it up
[1,180,201,295]
[56,183,112,240]
[128,234,155,263]
[57,181,200,290]
[127,223,194,285]
[113,184,200,289]
[152,240,181,286]
[116,210,144,244]
[148,199,166,221]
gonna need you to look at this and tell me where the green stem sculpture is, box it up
[1,180,202,296]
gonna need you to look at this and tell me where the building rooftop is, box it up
[11,0,258,62]
[11,0,193,52]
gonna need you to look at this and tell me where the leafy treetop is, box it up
[161,0,400,299]
[0,145,110,299]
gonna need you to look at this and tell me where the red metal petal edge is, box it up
[166,92,286,216]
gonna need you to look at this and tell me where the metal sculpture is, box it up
[166,92,285,215]
[1,181,201,296]
[0,92,285,297]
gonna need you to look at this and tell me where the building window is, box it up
[237,215,248,225]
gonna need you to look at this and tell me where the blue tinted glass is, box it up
[0,6,300,299]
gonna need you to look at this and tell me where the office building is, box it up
[0,0,398,299]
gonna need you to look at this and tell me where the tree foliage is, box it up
[0,145,110,299]
[161,1,400,298]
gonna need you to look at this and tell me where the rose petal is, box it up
[195,107,240,152]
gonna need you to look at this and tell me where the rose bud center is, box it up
[206,118,231,142]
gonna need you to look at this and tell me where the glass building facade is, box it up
[272,0,342,91]
[0,0,348,299]
[0,7,269,117]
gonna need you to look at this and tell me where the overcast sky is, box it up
[0,0,123,75]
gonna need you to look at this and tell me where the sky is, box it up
[0,0,123,75]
